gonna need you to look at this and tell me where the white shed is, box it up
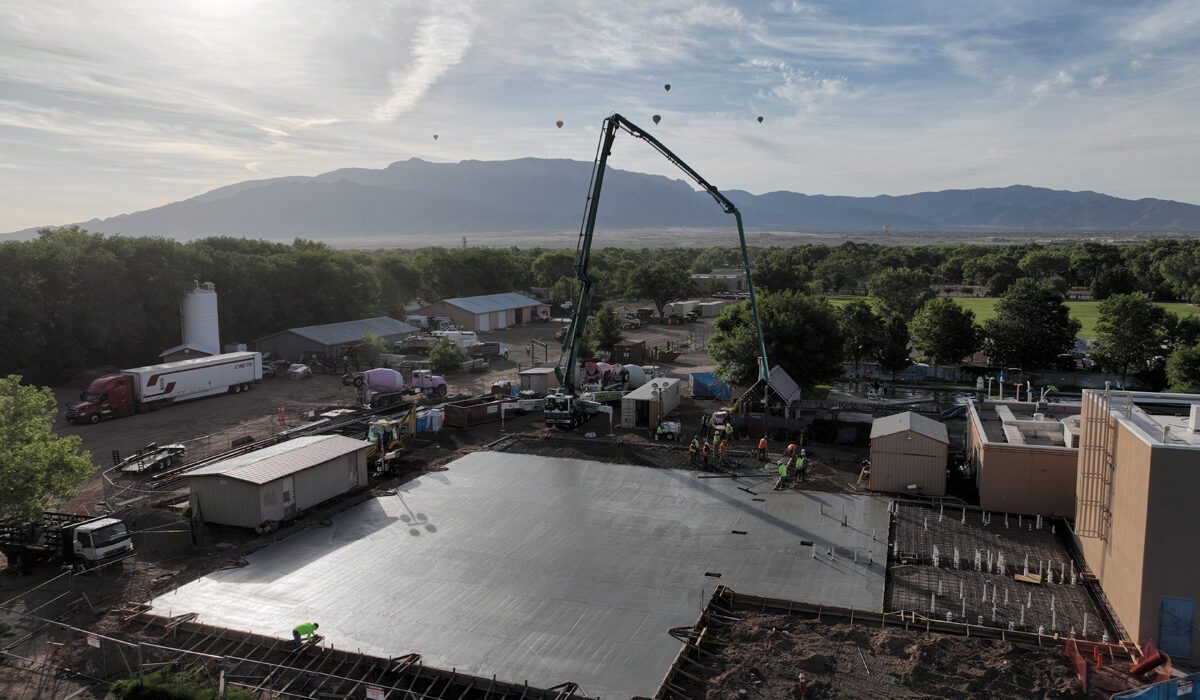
[187,435,370,529]
[620,377,682,429]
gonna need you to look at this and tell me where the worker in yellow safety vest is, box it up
[293,622,319,645]
[689,437,700,464]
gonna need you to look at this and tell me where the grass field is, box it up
[827,296,1200,339]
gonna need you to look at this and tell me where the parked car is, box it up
[621,316,642,330]
[287,364,313,380]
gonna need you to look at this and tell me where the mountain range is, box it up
[10,158,1200,239]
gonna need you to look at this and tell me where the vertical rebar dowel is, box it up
[1061,562,1065,581]
[960,581,964,600]
[1052,609,1057,630]
[961,598,966,618]
[1027,591,1032,608]
[961,508,966,525]
[1024,553,1029,576]
[1083,613,1089,638]
[939,504,944,522]
[924,516,928,530]
[1020,607,1026,626]
[954,546,960,569]
[1004,588,1009,605]
[893,541,898,557]
[938,579,943,595]
[1019,514,1023,528]
[930,593,936,613]
[1051,594,1055,612]
[1005,513,1010,528]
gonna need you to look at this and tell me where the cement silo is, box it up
[182,282,220,355]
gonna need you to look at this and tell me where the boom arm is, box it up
[555,113,770,396]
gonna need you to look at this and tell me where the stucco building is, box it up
[1075,390,1200,662]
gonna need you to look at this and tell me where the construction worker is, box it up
[699,413,710,438]
[711,431,721,449]
[724,422,734,442]
[797,454,807,482]
[786,443,798,459]
[756,436,768,461]
[718,439,728,467]
[655,423,665,441]
[774,460,788,490]
[293,622,319,645]
[689,437,700,464]
[701,442,712,469]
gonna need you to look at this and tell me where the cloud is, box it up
[1089,72,1109,88]
[1030,69,1075,100]
[1121,0,1200,46]
[374,5,478,121]
[746,59,856,112]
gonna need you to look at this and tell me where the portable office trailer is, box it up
[697,301,727,318]
[620,378,682,429]
[187,435,369,529]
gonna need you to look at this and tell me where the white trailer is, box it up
[125,352,262,406]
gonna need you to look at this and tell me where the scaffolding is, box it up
[1077,390,1119,540]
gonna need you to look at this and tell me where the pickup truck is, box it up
[620,316,642,330]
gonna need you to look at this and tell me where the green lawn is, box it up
[827,296,1200,339]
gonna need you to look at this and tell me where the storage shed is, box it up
[254,317,418,363]
[620,377,682,429]
[187,435,370,529]
[519,366,559,396]
[613,340,646,364]
[417,293,549,332]
[868,412,949,496]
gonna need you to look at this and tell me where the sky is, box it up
[2,0,1199,231]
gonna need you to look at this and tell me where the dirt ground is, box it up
[694,612,1138,699]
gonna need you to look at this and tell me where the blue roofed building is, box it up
[253,316,418,361]
[417,292,549,332]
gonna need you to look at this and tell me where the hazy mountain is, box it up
[10,158,1200,239]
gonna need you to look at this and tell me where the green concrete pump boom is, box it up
[555,113,770,397]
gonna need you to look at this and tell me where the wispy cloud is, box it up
[375,4,478,121]
[1121,0,1200,46]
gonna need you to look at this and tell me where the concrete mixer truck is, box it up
[348,367,448,408]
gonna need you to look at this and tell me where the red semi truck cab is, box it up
[67,375,136,424]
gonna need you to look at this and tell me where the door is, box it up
[1161,596,1195,658]
[477,314,490,331]
[281,476,296,519]
[515,308,523,324]
[496,311,508,329]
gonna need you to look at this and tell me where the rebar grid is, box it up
[886,501,1111,641]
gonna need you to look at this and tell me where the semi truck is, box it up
[66,352,263,424]
[0,512,134,572]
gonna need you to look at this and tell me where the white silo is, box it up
[181,281,221,355]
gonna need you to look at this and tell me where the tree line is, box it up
[4,227,1200,388]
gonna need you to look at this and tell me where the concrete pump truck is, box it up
[545,113,770,429]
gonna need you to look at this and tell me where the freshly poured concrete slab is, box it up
[151,452,888,698]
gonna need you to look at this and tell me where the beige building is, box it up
[1075,391,1200,662]
[965,401,1080,517]
[868,412,949,496]
[417,293,549,333]
[691,269,746,293]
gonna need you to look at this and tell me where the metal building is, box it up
[868,411,949,496]
[253,317,417,362]
[416,293,549,332]
[186,435,370,529]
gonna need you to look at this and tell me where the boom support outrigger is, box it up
[545,113,770,428]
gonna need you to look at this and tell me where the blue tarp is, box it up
[690,372,732,400]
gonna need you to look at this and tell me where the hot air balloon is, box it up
[555,120,564,128]
[757,116,764,123]
[652,114,661,125]
[433,134,439,141]
[664,84,671,92]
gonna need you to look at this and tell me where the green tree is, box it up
[1090,267,1138,300]
[629,260,692,319]
[868,267,934,320]
[358,334,387,367]
[0,376,93,519]
[838,300,884,372]
[1090,294,1172,383]
[591,304,623,354]
[981,280,1081,370]
[709,291,844,388]
[876,316,912,380]
[1167,344,1200,393]
[428,338,466,374]
[910,297,980,366]
[531,250,577,287]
